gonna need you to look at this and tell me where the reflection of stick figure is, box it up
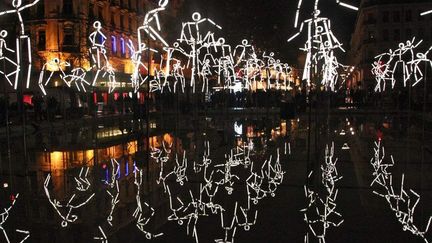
[0,0,40,89]
[44,172,95,228]
[0,194,30,243]
[0,30,18,87]
[138,0,169,47]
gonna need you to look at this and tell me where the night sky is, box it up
[170,0,360,65]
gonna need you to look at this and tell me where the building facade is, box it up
[348,0,432,90]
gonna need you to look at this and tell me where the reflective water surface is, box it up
[1,108,432,243]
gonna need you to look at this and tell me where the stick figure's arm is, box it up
[336,0,358,11]
[0,9,17,17]
[18,0,41,12]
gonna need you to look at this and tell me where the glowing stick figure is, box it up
[237,206,258,232]
[370,141,432,241]
[199,53,217,93]
[38,58,70,96]
[293,0,357,29]
[178,12,222,93]
[173,151,188,186]
[166,185,186,224]
[138,0,169,47]
[421,10,432,16]
[409,50,432,87]
[133,168,164,239]
[0,0,40,89]
[215,202,238,243]
[89,21,117,93]
[0,194,30,243]
[0,30,18,88]
[103,159,120,226]
[63,67,90,92]
[93,226,107,243]
[127,40,158,93]
[233,39,255,68]
[44,170,95,227]
[289,9,345,90]
[172,58,186,93]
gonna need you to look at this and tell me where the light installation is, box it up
[0,193,30,243]
[154,141,286,243]
[421,10,432,16]
[38,58,70,95]
[290,0,357,91]
[38,139,288,242]
[372,38,432,92]
[370,141,432,242]
[2,0,295,96]
[103,159,120,227]
[0,30,19,89]
[133,168,164,239]
[301,143,343,242]
[44,167,95,227]
[138,0,169,48]
[0,0,39,90]
[88,21,117,93]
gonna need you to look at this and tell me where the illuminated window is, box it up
[120,38,126,57]
[111,36,117,54]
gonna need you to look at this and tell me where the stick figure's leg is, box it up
[92,70,101,86]
[23,36,32,89]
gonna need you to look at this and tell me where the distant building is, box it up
[348,0,432,91]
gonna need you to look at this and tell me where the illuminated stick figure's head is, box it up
[12,0,22,8]
[217,38,225,45]
[192,12,201,22]
[0,30,8,38]
[93,21,102,30]
[173,42,179,48]
[242,39,248,46]
[417,53,426,59]
[158,0,168,8]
